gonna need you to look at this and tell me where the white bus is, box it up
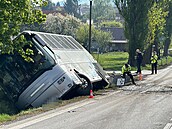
[0,31,109,110]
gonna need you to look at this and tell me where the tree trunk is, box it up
[142,45,152,66]
[163,2,172,56]
[128,3,137,66]
[163,38,170,56]
[152,38,161,59]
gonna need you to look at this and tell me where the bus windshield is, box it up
[0,35,55,102]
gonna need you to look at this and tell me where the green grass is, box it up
[92,52,129,70]
[93,52,172,71]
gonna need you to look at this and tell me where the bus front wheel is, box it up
[76,74,92,95]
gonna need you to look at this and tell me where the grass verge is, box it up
[0,114,15,123]
[0,95,91,125]
[93,52,172,71]
[92,52,128,70]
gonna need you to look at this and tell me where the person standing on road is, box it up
[151,51,158,74]
[136,49,143,74]
[121,63,136,85]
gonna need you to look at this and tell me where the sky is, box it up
[51,0,90,4]
[51,0,64,3]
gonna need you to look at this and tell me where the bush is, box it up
[0,114,13,123]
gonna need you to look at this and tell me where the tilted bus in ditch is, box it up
[0,31,109,110]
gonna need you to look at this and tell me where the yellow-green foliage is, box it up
[0,0,46,54]
[147,1,168,45]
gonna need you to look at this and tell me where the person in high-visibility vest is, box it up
[151,51,158,74]
[122,63,136,85]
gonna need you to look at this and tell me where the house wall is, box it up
[111,43,128,52]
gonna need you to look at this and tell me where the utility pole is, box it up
[88,0,92,53]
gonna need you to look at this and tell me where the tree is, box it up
[56,2,60,7]
[142,0,168,64]
[75,24,90,48]
[75,24,112,51]
[64,0,79,17]
[94,29,113,52]
[20,22,45,32]
[43,13,82,37]
[92,0,116,22]
[42,0,55,11]
[114,0,153,66]
[147,1,168,48]
[0,0,46,55]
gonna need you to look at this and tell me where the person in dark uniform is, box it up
[121,63,136,85]
[136,49,143,74]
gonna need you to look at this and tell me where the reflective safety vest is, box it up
[122,65,131,74]
[151,54,158,64]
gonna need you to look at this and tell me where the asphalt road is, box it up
[1,65,172,129]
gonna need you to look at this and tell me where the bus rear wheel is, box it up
[76,74,92,95]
